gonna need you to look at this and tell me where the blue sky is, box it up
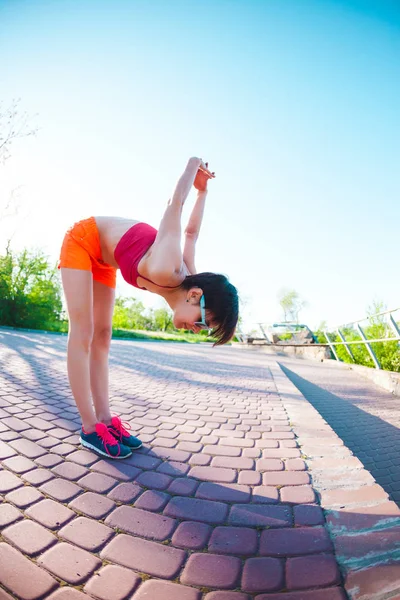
[1,0,399,332]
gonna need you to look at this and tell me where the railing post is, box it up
[356,324,381,369]
[337,328,355,361]
[388,314,400,347]
[324,331,340,361]
[258,323,270,343]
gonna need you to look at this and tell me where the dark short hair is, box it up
[181,272,239,346]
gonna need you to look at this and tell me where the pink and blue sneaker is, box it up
[80,422,132,459]
[108,416,142,450]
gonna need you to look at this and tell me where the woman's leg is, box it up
[61,267,97,432]
[90,279,115,424]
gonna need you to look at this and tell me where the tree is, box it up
[153,307,174,332]
[0,246,63,329]
[277,288,307,323]
[112,297,148,330]
[0,99,38,226]
[0,99,37,164]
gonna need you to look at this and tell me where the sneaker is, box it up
[80,423,132,459]
[108,416,142,450]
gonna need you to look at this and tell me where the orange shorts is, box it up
[58,217,117,289]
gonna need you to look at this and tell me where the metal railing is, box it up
[237,308,400,370]
[323,307,400,370]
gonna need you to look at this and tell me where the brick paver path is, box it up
[0,330,398,599]
[277,356,400,505]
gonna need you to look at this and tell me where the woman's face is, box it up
[173,302,204,332]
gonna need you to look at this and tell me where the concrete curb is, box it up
[270,362,400,600]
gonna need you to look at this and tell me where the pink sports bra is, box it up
[114,222,178,290]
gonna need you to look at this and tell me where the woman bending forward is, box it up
[59,157,239,459]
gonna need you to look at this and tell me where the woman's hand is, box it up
[193,160,215,192]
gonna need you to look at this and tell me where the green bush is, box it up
[315,320,400,373]
[0,247,63,330]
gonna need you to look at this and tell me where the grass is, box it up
[111,327,215,344]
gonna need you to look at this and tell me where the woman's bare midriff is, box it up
[94,216,140,269]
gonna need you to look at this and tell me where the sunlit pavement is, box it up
[0,329,399,600]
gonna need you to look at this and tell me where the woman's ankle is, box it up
[97,414,113,426]
[82,422,97,434]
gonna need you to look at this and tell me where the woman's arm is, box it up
[183,190,207,274]
[143,158,211,285]
[183,161,215,274]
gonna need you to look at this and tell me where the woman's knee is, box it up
[92,326,113,350]
[68,322,94,353]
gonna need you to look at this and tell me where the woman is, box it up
[59,157,239,459]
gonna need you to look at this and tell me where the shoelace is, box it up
[111,416,132,441]
[96,423,120,457]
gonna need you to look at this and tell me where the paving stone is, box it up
[35,453,63,467]
[280,486,316,504]
[0,502,23,528]
[107,482,142,503]
[84,564,141,600]
[238,471,262,485]
[157,460,191,476]
[263,471,310,486]
[8,438,47,458]
[204,445,241,457]
[334,526,400,559]
[0,587,15,600]
[320,484,389,508]
[38,541,102,584]
[252,486,280,504]
[181,553,242,589]
[0,470,24,493]
[67,449,99,466]
[52,461,89,480]
[78,472,118,493]
[260,526,333,556]
[344,562,400,600]
[46,589,88,600]
[1,417,31,432]
[69,491,116,518]
[167,477,199,496]
[189,453,212,466]
[0,542,58,599]
[211,456,254,470]
[242,557,285,592]
[229,504,292,527]
[196,482,251,503]
[285,458,307,471]
[188,466,237,483]
[286,554,340,589]
[134,489,170,511]
[101,533,186,578]
[257,459,285,472]
[209,526,258,555]
[205,594,251,600]
[294,504,325,526]
[254,589,347,599]
[165,496,229,524]
[40,477,82,501]
[5,485,44,508]
[150,446,191,462]
[26,498,75,529]
[135,470,173,490]
[2,455,36,473]
[105,505,177,540]
[172,520,212,550]
[2,518,57,555]
[59,515,114,551]
[133,580,201,599]
[325,501,400,532]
